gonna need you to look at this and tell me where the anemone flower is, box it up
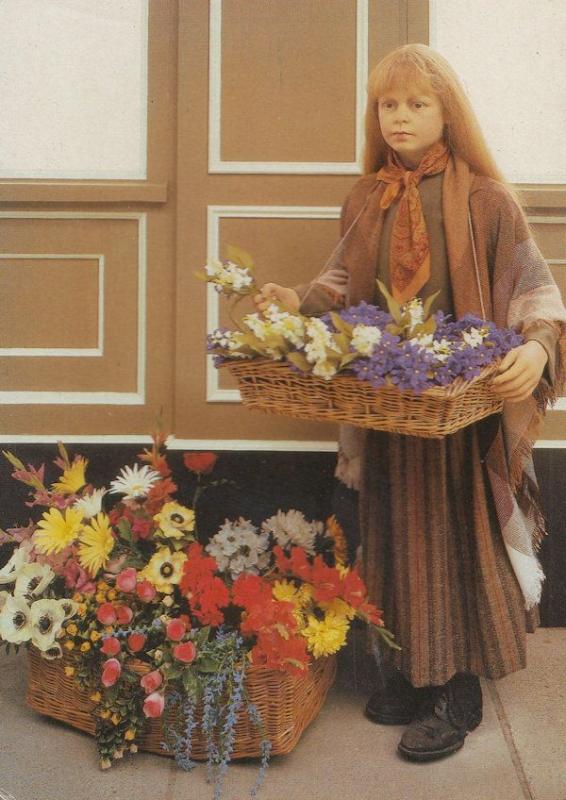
[13,562,55,598]
[29,598,66,651]
[0,595,33,643]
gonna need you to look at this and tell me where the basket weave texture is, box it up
[26,646,336,760]
[223,359,503,438]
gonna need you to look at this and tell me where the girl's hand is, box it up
[253,282,301,313]
[491,341,549,403]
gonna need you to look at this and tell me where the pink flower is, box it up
[62,558,97,594]
[166,619,187,641]
[116,567,138,593]
[136,580,156,602]
[143,691,165,718]
[96,602,117,625]
[140,670,163,694]
[173,641,197,663]
[116,605,133,625]
[100,637,121,656]
[127,633,147,653]
[101,658,121,687]
[132,517,154,540]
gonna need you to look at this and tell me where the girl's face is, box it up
[377,86,445,169]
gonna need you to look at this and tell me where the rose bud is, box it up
[100,636,121,656]
[101,658,121,688]
[136,580,157,602]
[143,691,165,718]
[96,602,117,626]
[127,633,147,653]
[115,605,134,625]
[172,641,197,663]
[166,618,187,641]
[140,669,163,694]
[116,568,138,593]
[183,452,217,475]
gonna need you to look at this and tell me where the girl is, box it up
[253,44,566,762]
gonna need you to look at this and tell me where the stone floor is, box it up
[2,628,566,800]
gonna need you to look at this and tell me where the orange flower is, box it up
[183,452,218,475]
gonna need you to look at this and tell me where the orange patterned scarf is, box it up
[376,140,450,303]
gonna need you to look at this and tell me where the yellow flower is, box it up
[90,630,102,642]
[302,612,349,658]
[72,592,84,602]
[80,641,91,653]
[95,592,106,603]
[111,713,121,725]
[97,581,110,591]
[77,513,115,576]
[63,640,75,651]
[99,709,111,719]
[319,597,356,621]
[64,666,75,677]
[90,691,102,704]
[66,623,78,636]
[272,579,300,604]
[124,729,136,741]
[77,603,87,617]
[325,514,349,567]
[153,502,195,541]
[139,547,187,594]
[52,457,88,495]
[34,507,84,555]
[107,589,117,601]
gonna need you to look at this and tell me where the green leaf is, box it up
[339,352,360,368]
[376,279,403,323]
[56,440,71,467]
[117,519,132,543]
[286,351,311,372]
[193,270,208,282]
[329,312,354,336]
[2,450,26,471]
[182,669,200,698]
[225,244,254,271]
[422,290,441,320]
[333,332,351,354]
[195,626,211,648]
[197,656,221,673]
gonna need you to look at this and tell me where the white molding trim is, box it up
[208,0,368,175]
[527,216,566,224]
[553,398,566,411]
[0,253,104,357]
[206,204,341,402]
[0,211,146,405]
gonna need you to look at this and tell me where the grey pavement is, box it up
[1,629,566,800]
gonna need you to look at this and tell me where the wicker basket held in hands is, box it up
[222,359,503,439]
[26,646,336,760]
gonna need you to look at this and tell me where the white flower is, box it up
[73,488,107,519]
[312,360,338,380]
[205,518,271,578]
[413,333,434,348]
[206,259,253,294]
[271,315,306,347]
[351,325,382,356]
[261,510,323,555]
[405,298,425,329]
[0,540,33,585]
[29,598,67,651]
[304,318,339,365]
[432,337,452,363]
[462,327,485,349]
[0,595,33,644]
[13,562,55,598]
[0,591,9,611]
[40,642,63,660]
[243,313,269,341]
[109,464,161,500]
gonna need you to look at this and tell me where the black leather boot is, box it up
[397,673,482,761]
[365,670,434,725]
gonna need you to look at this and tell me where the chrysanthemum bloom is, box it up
[52,456,88,495]
[140,547,187,594]
[34,507,84,555]
[262,511,322,556]
[153,501,195,541]
[13,562,55,598]
[302,611,349,658]
[73,488,107,519]
[78,513,115,576]
[0,595,33,643]
[30,598,67,651]
[109,464,161,501]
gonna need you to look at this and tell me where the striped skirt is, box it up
[358,417,539,688]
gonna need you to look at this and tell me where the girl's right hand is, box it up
[253,283,301,313]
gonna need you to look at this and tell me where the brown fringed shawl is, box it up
[295,153,566,610]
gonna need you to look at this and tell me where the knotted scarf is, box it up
[376,140,450,302]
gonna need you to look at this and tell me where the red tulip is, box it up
[116,568,138,593]
[116,605,133,625]
[100,636,121,656]
[136,580,157,602]
[172,641,197,663]
[140,669,163,694]
[183,452,217,475]
[166,618,187,641]
[127,633,147,653]
[143,691,165,718]
[101,658,121,688]
[96,602,117,626]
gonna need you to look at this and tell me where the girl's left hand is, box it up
[491,341,548,403]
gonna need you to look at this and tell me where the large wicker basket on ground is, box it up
[223,359,503,438]
[26,646,336,760]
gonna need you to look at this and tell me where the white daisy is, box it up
[0,595,33,644]
[73,488,108,519]
[351,324,382,356]
[0,540,33,585]
[261,510,323,555]
[109,464,161,501]
[206,518,271,578]
[29,598,66,651]
[13,562,55,598]
[462,327,486,349]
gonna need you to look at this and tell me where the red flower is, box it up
[251,630,310,677]
[240,597,297,636]
[143,691,165,718]
[131,517,154,540]
[101,657,121,687]
[274,545,312,582]
[145,478,178,515]
[232,574,272,611]
[183,452,218,475]
[116,605,134,625]
[116,567,137,593]
[127,633,147,653]
[359,601,384,626]
[179,543,228,626]
[166,618,187,641]
[100,636,121,656]
[136,580,157,602]
[341,569,367,609]
[173,641,197,663]
[311,556,342,603]
[96,602,117,626]
[140,669,163,694]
